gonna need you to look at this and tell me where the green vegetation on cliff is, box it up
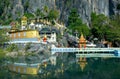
[0,29,9,44]
[91,12,120,43]
[67,9,120,45]
[48,9,59,21]
[68,8,90,36]
[0,0,12,25]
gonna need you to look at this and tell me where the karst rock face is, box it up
[56,0,110,25]
[1,0,120,25]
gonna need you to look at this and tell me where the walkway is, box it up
[51,47,120,58]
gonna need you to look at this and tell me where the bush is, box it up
[6,44,18,52]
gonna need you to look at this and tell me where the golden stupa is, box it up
[79,33,86,48]
[78,57,87,71]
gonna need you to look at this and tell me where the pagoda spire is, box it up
[79,33,86,48]
[79,57,87,71]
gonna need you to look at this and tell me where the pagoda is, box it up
[79,33,86,48]
[78,33,87,71]
[78,58,87,71]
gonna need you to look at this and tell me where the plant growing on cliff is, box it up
[24,13,34,19]
[108,15,120,43]
[68,8,90,36]
[48,9,59,21]
[35,8,45,18]
[44,6,49,13]
[91,12,120,44]
[24,1,29,12]
[91,13,109,40]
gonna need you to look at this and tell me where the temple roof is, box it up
[39,27,59,34]
[79,33,86,42]
[79,58,87,71]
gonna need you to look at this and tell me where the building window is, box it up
[13,67,16,71]
[14,34,16,38]
[18,68,20,72]
[24,68,26,73]
[10,34,12,38]
[24,32,26,36]
[18,33,20,37]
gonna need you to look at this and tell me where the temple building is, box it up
[9,30,40,43]
[39,28,57,43]
[78,33,87,71]
[29,20,43,30]
[8,63,40,75]
[29,21,35,29]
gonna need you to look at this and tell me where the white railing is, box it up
[51,47,120,54]
[76,53,120,58]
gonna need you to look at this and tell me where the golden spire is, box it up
[80,33,86,42]
[78,58,87,71]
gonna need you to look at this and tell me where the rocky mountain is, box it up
[0,0,120,25]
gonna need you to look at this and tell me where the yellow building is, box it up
[8,64,40,75]
[9,30,40,43]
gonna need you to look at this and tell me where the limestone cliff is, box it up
[56,0,109,26]
[0,0,119,25]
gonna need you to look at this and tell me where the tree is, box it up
[48,9,59,21]
[24,13,34,19]
[68,8,81,26]
[0,49,5,60]
[6,44,18,52]
[35,8,45,18]
[0,29,9,45]
[44,6,49,13]
[91,12,120,46]
[91,12,109,40]
[117,4,120,10]
[68,8,90,36]
[108,16,120,42]
[24,1,29,12]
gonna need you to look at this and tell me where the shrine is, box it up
[43,34,47,42]
[79,33,86,48]
[78,57,87,71]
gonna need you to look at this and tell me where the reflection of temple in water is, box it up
[78,33,87,71]
[79,33,86,48]
[78,57,87,71]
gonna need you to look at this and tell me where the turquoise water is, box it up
[1,58,120,79]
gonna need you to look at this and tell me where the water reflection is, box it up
[2,56,120,79]
[78,57,87,71]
